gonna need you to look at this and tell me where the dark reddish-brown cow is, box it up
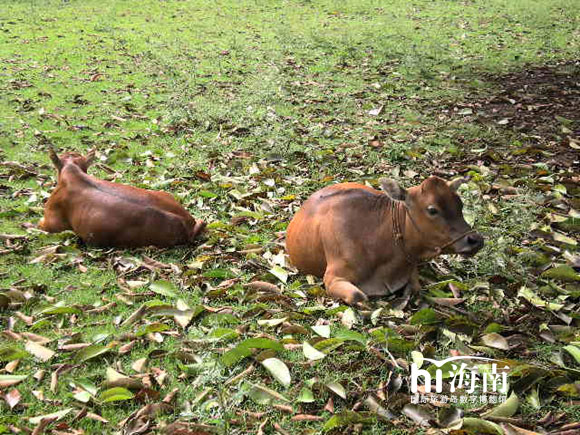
[286,176,484,305]
[39,149,205,247]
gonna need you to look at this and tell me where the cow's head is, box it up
[380,176,484,257]
[49,148,96,174]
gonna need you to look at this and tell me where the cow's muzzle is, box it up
[454,232,484,256]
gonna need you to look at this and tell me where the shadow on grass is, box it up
[453,60,579,167]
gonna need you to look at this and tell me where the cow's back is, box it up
[60,166,198,247]
[286,183,385,277]
[94,178,195,224]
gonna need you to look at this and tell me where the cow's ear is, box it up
[48,146,63,171]
[380,178,407,201]
[448,176,468,192]
[85,149,96,167]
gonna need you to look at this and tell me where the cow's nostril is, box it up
[458,233,483,256]
[467,234,479,245]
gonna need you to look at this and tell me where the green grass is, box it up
[1,0,579,433]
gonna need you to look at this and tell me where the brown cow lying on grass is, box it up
[286,176,484,306]
[39,149,205,247]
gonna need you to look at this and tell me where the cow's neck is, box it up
[58,163,89,184]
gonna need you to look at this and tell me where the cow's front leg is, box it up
[324,270,368,307]
[409,266,421,294]
[392,266,422,311]
[38,208,71,233]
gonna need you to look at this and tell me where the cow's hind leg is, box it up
[324,272,368,307]
[190,219,206,241]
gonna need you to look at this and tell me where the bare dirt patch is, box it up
[462,61,579,170]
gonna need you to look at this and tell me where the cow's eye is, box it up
[427,206,439,216]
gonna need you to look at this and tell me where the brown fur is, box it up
[286,176,484,305]
[39,150,205,247]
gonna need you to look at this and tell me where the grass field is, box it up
[1,0,579,433]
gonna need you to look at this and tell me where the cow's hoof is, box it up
[346,289,368,307]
